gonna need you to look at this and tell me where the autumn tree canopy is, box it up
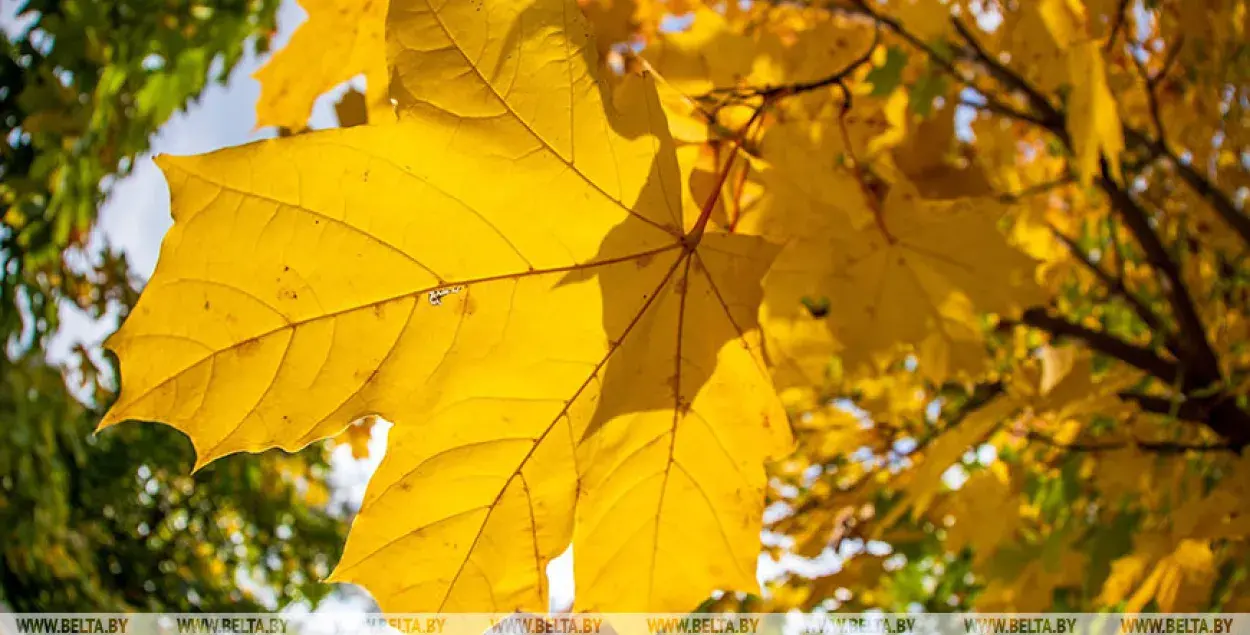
[99,0,1249,614]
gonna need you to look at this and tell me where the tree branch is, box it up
[765,0,1250,451]
[1046,222,1176,348]
[949,17,1065,132]
[941,18,1247,447]
[789,382,1005,517]
[834,0,1043,125]
[1119,390,1250,451]
[1017,306,1181,384]
[921,8,1231,389]
[750,28,880,101]
[1098,160,1223,381]
[1025,430,1234,454]
[1124,127,1250,246]
[995,176,1074,203]
[1103,0,1132,54]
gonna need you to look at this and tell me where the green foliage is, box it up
[2,0,279,346]
[0,356,344,610]
[0,0,349,611]
[865,47,907,97]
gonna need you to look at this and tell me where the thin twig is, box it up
[949,17,1064,132]
[1098,160,1222,381]
[837,95,893,242]
[1046,222,1175,345]
[1025,430,1234,454]
[788,383,1005,518]
[755,28,881,101]
[703,28,880,106]
[1104,0,1132,54]
[995,176,1074,203]
[1122,127,1250,247]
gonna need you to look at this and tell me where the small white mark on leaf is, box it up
[427,285,465,306]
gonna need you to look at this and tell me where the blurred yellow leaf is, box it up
[1066,42,1124,185]
[764,179,1042,380]
[876,395,1015,531]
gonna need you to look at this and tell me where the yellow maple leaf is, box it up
[101,0,791,614]
[1066,41,1124,185]
[749,7,878,91]
[644,7,755,96]
[1038,0,1088,49]
[1103,539,1216,612]
[643,6,875,101]
[252,0,395,130]
[890,105,995,200]
[1001,4,1069,95]
[936,467,1020,564]
[885,0,952,42]
[1035,0,1124,185]
[578,0,645,55]
[754,112,873,231]
[875,395,1015,531]
[764,178,1043,380]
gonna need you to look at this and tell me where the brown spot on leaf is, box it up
[234,337,263,357]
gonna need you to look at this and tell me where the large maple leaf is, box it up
[101,0,791,613]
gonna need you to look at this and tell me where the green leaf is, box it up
[909,71,948,117]
[867,46,908,97]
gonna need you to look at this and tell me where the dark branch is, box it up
[1124,127,1250,247]
[790,382,1005,517]
[1025,430,1234,454]
[1103,0,1132,54]
[752,28,880,101]
[834,0,1042,124]
[1119,392,1202,420]
[1017,307,1181,384]
[1046,222,1175,347]
[1098,160,1223,382]
[995,177,1074,203]
[949,17,1064,132]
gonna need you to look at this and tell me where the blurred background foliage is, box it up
[1,0,349,611]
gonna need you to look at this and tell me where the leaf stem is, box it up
[686,106,765,247]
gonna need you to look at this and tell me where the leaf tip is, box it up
[151,153,177,174]
[95,409,123,433]
[323,561,352,586]
[190,451,215,475]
